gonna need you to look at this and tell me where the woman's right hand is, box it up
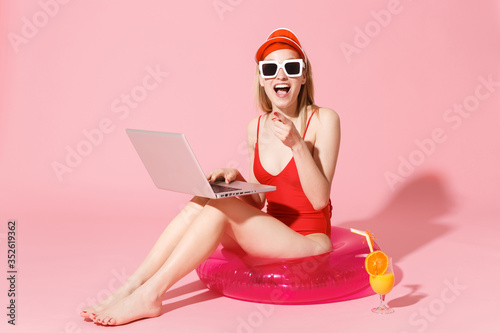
[206,168,243,184]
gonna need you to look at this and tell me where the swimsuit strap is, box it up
[302,109,317,139]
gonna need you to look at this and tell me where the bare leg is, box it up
[81,197,209,318]
[93,197,331,326]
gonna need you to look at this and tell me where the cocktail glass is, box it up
[370,257,395,314]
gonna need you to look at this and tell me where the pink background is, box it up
[1,0,499,332]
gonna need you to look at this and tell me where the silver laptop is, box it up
[126,129,276,199]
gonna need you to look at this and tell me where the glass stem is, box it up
[380,294,386,307]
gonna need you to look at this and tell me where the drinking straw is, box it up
[350,228,374,253]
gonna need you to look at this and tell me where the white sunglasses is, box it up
[258,59,304,79]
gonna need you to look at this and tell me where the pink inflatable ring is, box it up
[196,226,380,304]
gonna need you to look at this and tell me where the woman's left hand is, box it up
[272,111,302,149]
[206,168,243,184]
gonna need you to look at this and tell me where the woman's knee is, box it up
[175,197,209,224]
[194,198,234,223]
[306,233,333,255]
[184,197,210,215]
[220,232,245,254]
[190,196,210,207]
[203,197,239,213]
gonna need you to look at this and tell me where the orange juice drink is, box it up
[369,272,394,295]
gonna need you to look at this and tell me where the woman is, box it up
[81,28,340,326]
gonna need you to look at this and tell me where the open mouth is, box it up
[274,84,290,96]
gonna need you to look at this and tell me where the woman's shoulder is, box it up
[313,106,339,122]
[247,113,268,141]
[309,106,340,146]
[247,115,259,135]
[247,113,271,131]
[310,106,340,130]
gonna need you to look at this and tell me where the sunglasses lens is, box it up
[284,61,301,76]
[262,63,278,77]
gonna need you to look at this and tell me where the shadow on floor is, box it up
[388,284,428,308]
[337,173,455,307]
[160,280,221,314]
[337,172,455,262]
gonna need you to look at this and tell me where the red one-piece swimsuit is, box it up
[253,110,332,237]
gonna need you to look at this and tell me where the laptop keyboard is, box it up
[211,184,242,193]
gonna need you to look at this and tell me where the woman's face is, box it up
[259,48,306,114]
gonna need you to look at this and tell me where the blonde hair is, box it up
[254,57,318,136]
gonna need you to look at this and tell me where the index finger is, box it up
[206,173,214,182]
[206,170,219,182]
[273,111,288,123]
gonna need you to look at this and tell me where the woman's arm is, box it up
[272,108,340,210]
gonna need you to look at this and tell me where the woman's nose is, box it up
[276,68,287,79]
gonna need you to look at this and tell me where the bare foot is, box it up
[93,289,162,326]
[80,280,140,319]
